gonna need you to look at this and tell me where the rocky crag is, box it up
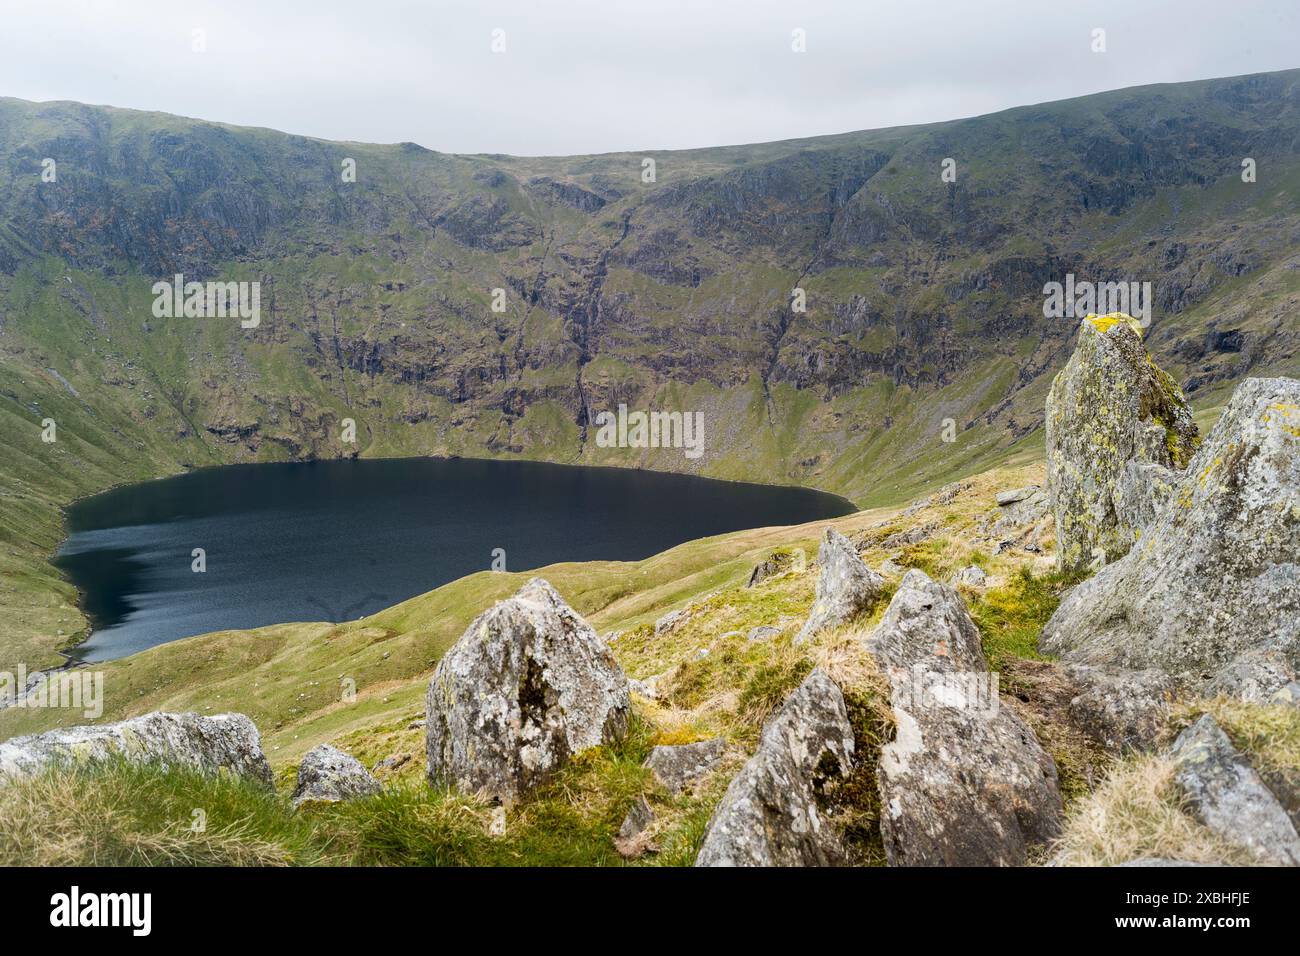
[4,69,1300,671]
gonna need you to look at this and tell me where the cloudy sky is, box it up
[2,0,1296,156]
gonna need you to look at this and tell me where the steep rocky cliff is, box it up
[1,69,1299,668]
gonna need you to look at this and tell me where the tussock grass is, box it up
[1050,755,1253,867]
[0,759,324,867]
[1174,698,1300,776]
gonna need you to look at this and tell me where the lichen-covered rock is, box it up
[1113,460,1179,540]
[1169,715,1300,865]
[1064,664,1174,753]
[426,578,630,804]
[868,570,1063,865]
[1041,377,1300,697]
[881,522,937,549]
[1203,650,1298,702]
[645,737,726,794]
[695,669,855,866]
[795,528,883,644]
[1046,315,1198,571]
[0,712,273,787]
[292,744,382,808]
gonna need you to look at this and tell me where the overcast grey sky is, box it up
[2,0,1296,156]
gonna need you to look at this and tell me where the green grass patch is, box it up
[969,566,1086,671]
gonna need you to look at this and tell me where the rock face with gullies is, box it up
[0,712,273,787]
[795,528,884,644]
[695,669,855,866]
[1169,715,1300,865]
[868,570,1063,865]
[426,578,630,805]
[1041,377,1300,697]
[292,744,383,808]
[1046,315,1199,571]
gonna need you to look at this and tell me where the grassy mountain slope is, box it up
[1,69,1299,669]
[5,456,1296,868]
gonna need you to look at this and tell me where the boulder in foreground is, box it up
[869,570,1063,865]
[0,712,273,787]
[426,578,630,805]
[695,669,855,866]
[1042,377,1300,697]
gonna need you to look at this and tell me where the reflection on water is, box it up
[56,457,855,662]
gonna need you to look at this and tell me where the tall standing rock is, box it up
[0,712,273,787]
[795,528,884,644]
[426,578,630,805]
[868,570,1063,865]
[1041,377,1300,697]
[1046,315,1198,571]
[695,669,855,866]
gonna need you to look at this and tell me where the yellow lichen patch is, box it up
[1085,312,1144,337]
[1198,457,1221,486]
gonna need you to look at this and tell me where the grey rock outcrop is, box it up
[614,795,656,859]
[747,551,796,588]
[1064,664,1174,753]
[881,522,937,549]
[868,570,1063,865]
[645,737,726,794]
[1041,377,1300,697]
[426,578,630,804]
[992,485,1050,531]
[995,486,1039,507]
[1169,715,1300,865]
[292,744,382,808]
[1113,460,1179,541]
[654,608,689,637]
[628,677,659,700]
[695,669,855,866]
[0,712,273,787]
[1046,316,1198,571]
[795,528,884,644]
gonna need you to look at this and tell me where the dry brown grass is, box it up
[1174,697,1300,776]
[1049,754,1253,866]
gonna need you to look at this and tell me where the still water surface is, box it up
[56,457,855,661]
